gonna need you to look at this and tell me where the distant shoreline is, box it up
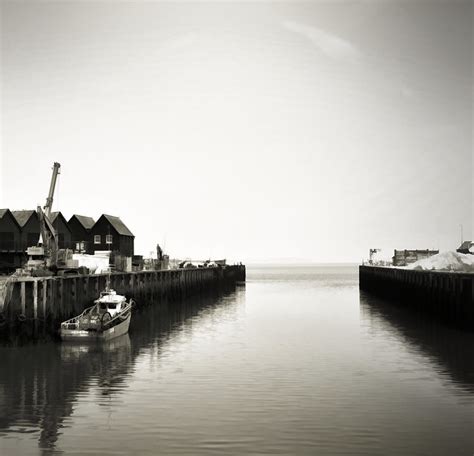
[246,262,359,268]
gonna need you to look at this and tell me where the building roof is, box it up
[458,241,473,251]
[49,212,72,232]
[101,214,134,237]
[0,209,22,229]
[12,210,36,227]
[49,212,60,223]
[70,214,95,230]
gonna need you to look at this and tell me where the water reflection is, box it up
[0,288,241,454]
[359,290,474,394]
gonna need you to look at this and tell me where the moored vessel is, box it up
[60,289,134,341]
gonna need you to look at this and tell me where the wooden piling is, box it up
[20,281,26,317]
[42,280,47,320]
[359,265,474,330]
[33,280,38,321]
[0,265,245,338]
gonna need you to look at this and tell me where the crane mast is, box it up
[23,162,62,274]
[44,162,61,219]
[37,205,58,268]
[38,162,61,268]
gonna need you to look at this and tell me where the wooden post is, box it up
[72,277,77,314]
[84,276,89,301]
[59,278,64,319]
[33,280,38,320]
[20,281,26,316]
[42,279,47,320]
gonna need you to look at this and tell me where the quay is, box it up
[359,265,474,330]
[0,265,246,339]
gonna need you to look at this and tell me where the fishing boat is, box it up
[60,289,134,341]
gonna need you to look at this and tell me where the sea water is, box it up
[0,265,472,455]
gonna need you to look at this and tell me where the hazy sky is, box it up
[1,1,472,262]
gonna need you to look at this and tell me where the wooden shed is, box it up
[0,209,22,251]
[12,210,40,249]
[90,214,134,257]
[68,214,95,253]
[49,212,73,249]
[0,209,23,270]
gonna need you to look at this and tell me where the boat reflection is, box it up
[0,288,241,454]
[359,290,474,394]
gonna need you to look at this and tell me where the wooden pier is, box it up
[359,265,474,330]
[0,265,246,339]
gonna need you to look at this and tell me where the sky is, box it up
[0,0,472,263]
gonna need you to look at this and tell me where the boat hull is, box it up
[60,313,131,342]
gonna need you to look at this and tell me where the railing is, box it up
[102,301,133,329]
[61,304,96,329]
[61,300,133,331]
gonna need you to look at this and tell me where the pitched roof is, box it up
[70,214,95,230]
[0,209,22,229]
[101,214,134,237]
[49,211,60,223]
[458,241,473,251]
[12,210,36,227]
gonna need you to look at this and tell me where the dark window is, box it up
[0,232,14,249]
[27,232,39,246]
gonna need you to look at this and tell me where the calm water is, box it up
[0,265,473,456]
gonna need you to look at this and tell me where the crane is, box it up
[25,163,61,272]
[44,162,61,219]
[369,248,381,265]
[22,162,67,275]
[38,162,61,268]
[37,204,58,269]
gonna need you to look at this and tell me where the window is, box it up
[75,241,85,252]
[106,234,113,244]
[0,232,14,250]
[27,232,39,246]
[94,235,101,244]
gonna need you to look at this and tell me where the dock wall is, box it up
[359,265,474,329]
[0,265,245,339]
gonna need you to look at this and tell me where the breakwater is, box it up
[0,265,246,340]
[359,265,474,330]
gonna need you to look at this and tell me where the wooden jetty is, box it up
[0,265,246,339]
[359,265,474,330]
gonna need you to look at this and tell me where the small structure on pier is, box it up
[457,241,474,255]
[392,249,439,267]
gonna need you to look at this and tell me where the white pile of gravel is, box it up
[407,251,474,272]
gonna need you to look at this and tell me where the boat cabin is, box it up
[95,290,126,318]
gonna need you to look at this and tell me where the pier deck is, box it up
[0,265,246,339]
[359,265,474,330]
